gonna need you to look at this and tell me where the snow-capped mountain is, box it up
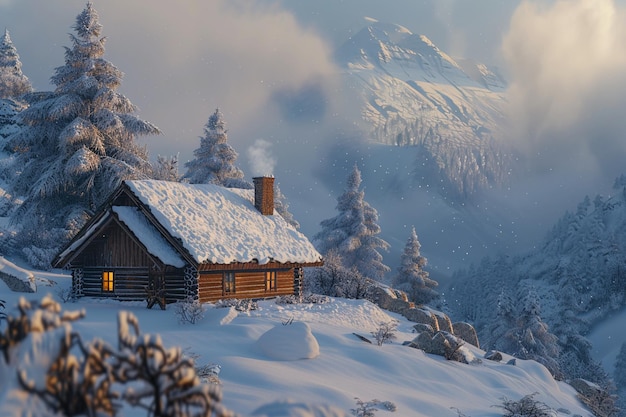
[335,20,512,198]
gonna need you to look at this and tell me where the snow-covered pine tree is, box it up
[392,226,438,305]
[153,154,181,182]
[485,289,517,352]
[0,28,31,186]
[503,288,562,378]
[0,29,32,99]
[273,182,300,229]
[183,108,251,189]
[314,165,390,281]
[6,3,160,268]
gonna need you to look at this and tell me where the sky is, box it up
[0,263,596,416]
[0,0,598,168]
[3,0,626,277]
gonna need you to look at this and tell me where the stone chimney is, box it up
[253,176,275,215]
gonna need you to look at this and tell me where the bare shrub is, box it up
[183,349,222,385]
[371,320,398,346]
[493,393,555,417]
[175,296,205,324]
[2,296,233,417]
[352,397,397,416]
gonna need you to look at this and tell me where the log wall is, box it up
[198,268,294,303]
[82,266,149,300]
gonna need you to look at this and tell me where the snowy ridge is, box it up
[336,21,511,197]
[126,180,322,265]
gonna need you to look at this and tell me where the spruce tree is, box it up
[7,3,160,268]
[499,289,562,378]
[0,28,31,151]
[392,226,438,305]
[314,165,390,281]
[0,29,32,99]
[183,108,250,189]
[486,289,517,351]
[273,182,300,230]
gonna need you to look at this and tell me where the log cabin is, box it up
[52,177,323,306]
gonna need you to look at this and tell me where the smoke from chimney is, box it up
[247,139,276,177]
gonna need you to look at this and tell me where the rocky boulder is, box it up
[453,322,480,348]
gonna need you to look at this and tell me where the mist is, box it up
[503,0,626,184]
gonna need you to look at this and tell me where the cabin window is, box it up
[102,271,114,292]
[265,271,277,291]
[223,272,235,294]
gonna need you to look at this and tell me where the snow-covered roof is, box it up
[112,206,186,268]
[125,180,322,265]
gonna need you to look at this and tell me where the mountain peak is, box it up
[334,21,511,198]
[336,21,461,74]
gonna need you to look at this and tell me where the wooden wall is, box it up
[72,220,154,268]
[82,266,149,300]
[198,268,294,303]
[73,219,187,303]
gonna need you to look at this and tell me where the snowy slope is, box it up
[446,179,626,392]
[0,262,594,417]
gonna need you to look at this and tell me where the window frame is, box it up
[223,271,235,294]
[102,271,114,292]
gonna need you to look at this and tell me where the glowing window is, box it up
[265,271,277,291]
[102,271,114,292]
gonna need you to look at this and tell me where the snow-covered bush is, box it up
[111,311,230,416]
[275,294,331,305]
[308,249,372,299]
[0,296,233,417]
[214,298,258,312]
[175,296,205,324]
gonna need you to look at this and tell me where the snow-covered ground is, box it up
[0,258,594,417]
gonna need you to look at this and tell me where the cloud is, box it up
[0,0,338,166]
[502,0,626,178]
